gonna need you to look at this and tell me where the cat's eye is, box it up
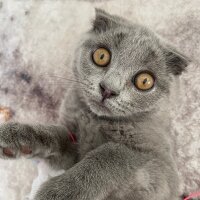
[134,72,155,91]
[92,47,111,67]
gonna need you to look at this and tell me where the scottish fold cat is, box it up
[0,9,190,200]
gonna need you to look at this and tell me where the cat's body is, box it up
[0,9,190,200]
[60,85,172,161]
[57,84,179,200]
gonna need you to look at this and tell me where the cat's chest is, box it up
[76,111,134,158]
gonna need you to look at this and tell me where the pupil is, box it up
[100,54,104,60]
[143,78,148,85]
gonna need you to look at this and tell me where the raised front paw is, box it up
[0,123,33,158]
[34,173,90,200]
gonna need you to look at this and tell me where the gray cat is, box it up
[0,9,190,200]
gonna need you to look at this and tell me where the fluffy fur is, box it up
[1,2,198,200]
[0,8,191,200]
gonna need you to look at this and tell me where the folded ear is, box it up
[92,8,124,33]
[164,45,191,75]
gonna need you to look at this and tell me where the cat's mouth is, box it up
[93,100,110,110]
[90,100,112,114]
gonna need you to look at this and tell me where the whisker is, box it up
[43,81,94,89]
[46,79,88,87]
[39,74,88,87]
[40,83,85,89]
[49,74,94,87]
[42,80,80,85]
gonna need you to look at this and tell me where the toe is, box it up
[3,147,15,157]
[20,146,32,154]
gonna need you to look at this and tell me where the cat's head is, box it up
[74,9,190,118]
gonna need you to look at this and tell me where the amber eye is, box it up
[92,47,111,67]
[134,72,155,91]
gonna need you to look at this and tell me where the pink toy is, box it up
[184,191,200,200]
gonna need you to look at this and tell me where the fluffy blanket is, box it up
[0,0,199,199]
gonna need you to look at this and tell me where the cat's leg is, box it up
[34,142,179,200]
[0,122,78,169]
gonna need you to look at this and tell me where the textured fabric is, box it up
[0,0,199,199]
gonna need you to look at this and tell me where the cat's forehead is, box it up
[84,26,163,66]
[88,24,159,50]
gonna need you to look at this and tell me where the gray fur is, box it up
[0,9,190,200]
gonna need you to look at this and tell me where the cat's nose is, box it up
[99,82,118,103]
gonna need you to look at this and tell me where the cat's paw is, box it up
[0,123,33,159]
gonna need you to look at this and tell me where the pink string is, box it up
[184,191,200,200]
[68,131,77,144]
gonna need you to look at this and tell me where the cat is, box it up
[0,9,190,200]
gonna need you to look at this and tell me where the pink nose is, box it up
[99,83,118,103]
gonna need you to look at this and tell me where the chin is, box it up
[88,101,113,117]
[87,100,130,119]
